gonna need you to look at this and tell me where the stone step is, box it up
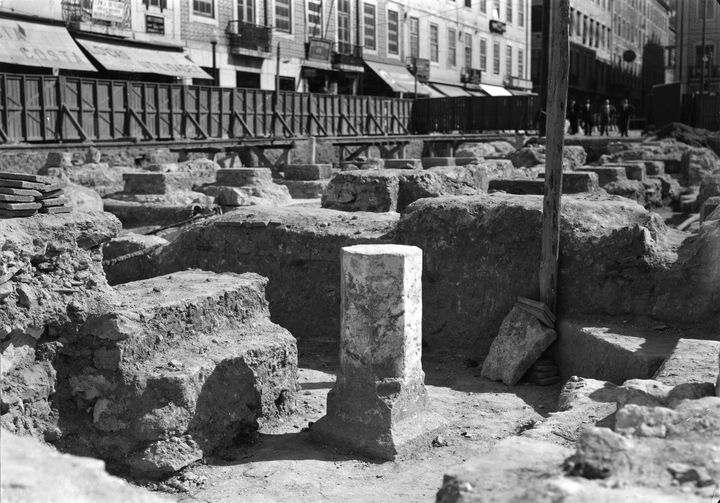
[64,270,298,477]
[577,166,628,185]
[215,167,272,187]
[280,179,329,199]
[654,338,720,389]
[490,172,598,195]
[284,164,333,180]
[421,157,456,168]
[383,158,422,170]
[554,318,679,384]
[602,162,647,181]
[122,172,194,195]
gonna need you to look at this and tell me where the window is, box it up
[387,10,399,54]
[506,0,512,23]
[364,3,376,50]
[518,1,524,26]
[145,0,166,7]
[448,28,456,67]
[493,40,500,74]
[464,33,472,69]
[506,44,512,76]
[338,0,351,50]
[465,0,471,7]
[276,0,291,32]
[308,0,323,37]
[493,0,500,18]
[517,48,524,78]
[193,0,213,17]
[409,17,419,58]
[480,0,486,14]
[698,0,714,18]
[237,0,254,23]
[479,37,487,71]
[430,24,439,62]
[696,44,715,66]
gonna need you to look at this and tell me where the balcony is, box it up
[226,20,272,56]
[333,43,364,70]
[689,65,720,80]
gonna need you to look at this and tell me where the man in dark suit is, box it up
[618,99,634,137]
[581,99,593,136]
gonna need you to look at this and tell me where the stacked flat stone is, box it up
[0,172,70,218]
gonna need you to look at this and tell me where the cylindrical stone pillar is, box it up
[310,244,442,460]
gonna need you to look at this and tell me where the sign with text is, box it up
[92,0,126,23]
[489,20,506,34]
[0,18,95,71]
[307,38,332,61]
[406,57,430,83]
[146,14,165,34]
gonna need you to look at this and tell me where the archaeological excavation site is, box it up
[1,123,719,503]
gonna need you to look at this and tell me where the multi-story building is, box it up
[531,0,672,110]
[0,0,210,82]
[675,0,719,93]
[182,0,533,96]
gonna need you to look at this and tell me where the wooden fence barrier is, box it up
[0,73,413,144]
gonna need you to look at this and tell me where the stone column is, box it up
[310,244,441,460]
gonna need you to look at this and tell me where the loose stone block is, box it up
[481,306,557,386]
[310,244,441,459]
[279,179,329,199]
[489,178,544,195]
[122,172,194,195]
[577,166,627,185]
[453,156,484,167]
[700,196,720,223]
[338,159,384,171]
[215,167,272,186]
[536,172,600,193]
[422,157,456,168]
[322,171,399,212]
[643,160,665,176]
[383,158,422,170]
[45,152,73,168]
[284,164,333,180]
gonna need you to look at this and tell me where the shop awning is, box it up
[0,18,95,71]
[75,38,211,79]
[365,60,442,97]
[466,89,488,97]
[430,82,473,97]
[480,84,513,97]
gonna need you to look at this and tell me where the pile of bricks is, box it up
[0,172,70,218]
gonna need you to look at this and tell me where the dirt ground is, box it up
[147,342,561,503]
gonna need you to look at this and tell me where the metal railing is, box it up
[226,20,272,54]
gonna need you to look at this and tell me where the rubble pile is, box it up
[0,172,70,217]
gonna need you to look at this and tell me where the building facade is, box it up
[675,0,719,94]
[180,0,534,96]
[531,0,672,110]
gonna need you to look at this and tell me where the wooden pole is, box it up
[539,0,570,313]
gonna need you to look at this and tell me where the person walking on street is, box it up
[567,98,579,134]
[599,99,615,136]
[581,99,593,136]
[618,99,634,137]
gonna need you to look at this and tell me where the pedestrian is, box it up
[581,99,593,136]
[599,99,615,136]
[618,99,634,137]
[567,98,579,135]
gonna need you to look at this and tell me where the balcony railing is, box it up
[333,43,364,68]
[226,20,272,55]
[689,65,720,79]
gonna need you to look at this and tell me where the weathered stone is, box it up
[453,156,483,167]
[570,426,635,479]
[534,171,600,193]
[311,245,441,459]
[698,172,720,209]
[202,183,291,207]
[279,179,329,199]
[578,166,628,184]
[122,172,195,195]
[102,194,216,228]
[102,233,169,285]
[604,179,647,205]
[554,319,678,383]
[681,148,720,185]
[701,196,720,222]
[616,379,673,408]
[284,163,333,180]
[383,158,423,170]
[57,271,298,476]
[475,158,516,178]
[455,141,513,158]
[623,163,647,181]
[481,306,557,386]
[422,157,455,168]
[653,173,682,202]
[508,146,544,168]
[322,171,399,212]
[126,435,203,479]
[615,397,720,440]
[654,338,720,390]
[85,147,103,164]
[45,152,74,168]
[642,178,663,207]
[338,158,384,171]
[1,430,168,503]
[489,178,544,194]
[562,145,588,170]
[215,167,273,186]
[644,160,665,175]
[397,167,486,211]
